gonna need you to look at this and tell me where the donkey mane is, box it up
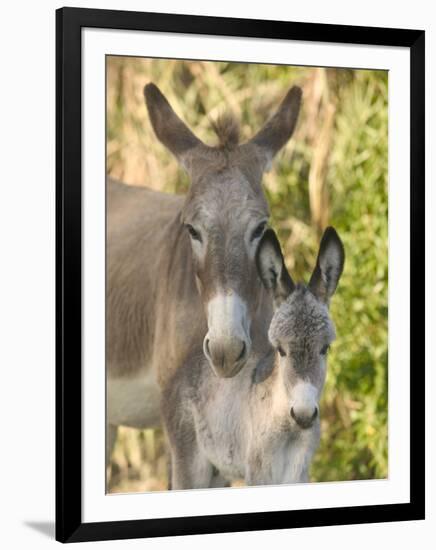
[210,113,240,150]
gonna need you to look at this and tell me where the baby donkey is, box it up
[162,227,345,489]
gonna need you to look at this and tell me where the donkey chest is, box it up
[192,392,249,480]
[193,382,298,482]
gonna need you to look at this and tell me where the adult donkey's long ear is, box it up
[249,86,302,171]
[144,83,205,168]
[256,229,295,308]
[309,227,345,304]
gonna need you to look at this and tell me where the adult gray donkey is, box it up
[106,83,302,461]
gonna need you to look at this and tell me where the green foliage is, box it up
[311,71,388,481]
[107,58,388,490]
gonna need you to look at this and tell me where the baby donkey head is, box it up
[256,227,345,430]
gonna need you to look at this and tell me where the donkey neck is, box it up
[248,351,293,426]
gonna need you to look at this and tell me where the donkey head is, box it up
[256,227,345,429]
[144,83,302,377]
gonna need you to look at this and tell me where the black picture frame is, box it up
[56,6,425,543]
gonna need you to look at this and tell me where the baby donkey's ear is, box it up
[256,229,295,307]
[309,227,345,304]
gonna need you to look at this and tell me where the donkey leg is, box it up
[170,441,227,489]
[171,445,214,490]
[168,414,214,490]
[245,450,271,486]
[210,466,230,488]
[166,452,172,491]
[284,429,320,484]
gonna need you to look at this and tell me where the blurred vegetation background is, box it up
[107,57,388,493]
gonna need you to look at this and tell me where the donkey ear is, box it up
[256,229,295,307]
[250,86,302,171]
[144,83,205,168]
[309,227,345,304]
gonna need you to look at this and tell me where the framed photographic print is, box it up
[56,7,425,543]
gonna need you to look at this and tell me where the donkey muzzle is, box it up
[204,292,251,377]
[204,335,249,377]
[290,406,318,430]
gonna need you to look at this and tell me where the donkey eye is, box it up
[250,221,266,242]
[277,346,286,357]
[185,224,202,243]
[320,345,330,356]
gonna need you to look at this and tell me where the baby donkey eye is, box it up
[320,344,330,356]
[277,345,286,357]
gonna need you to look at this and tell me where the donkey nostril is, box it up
[312,407,319,421]
[290,407,297,422]
[204,338,211,358]
[236,341,246,363]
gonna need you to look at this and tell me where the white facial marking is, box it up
[206,292,250,342]
[291,381,319,416]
